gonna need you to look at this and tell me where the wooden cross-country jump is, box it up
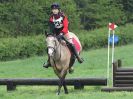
[102,59,133,92]
[0,77,107,91]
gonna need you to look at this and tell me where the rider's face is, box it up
[52,9,59,14]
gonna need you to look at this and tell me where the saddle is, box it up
[57,33,82,67]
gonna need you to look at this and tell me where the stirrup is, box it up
[43,62,50,68]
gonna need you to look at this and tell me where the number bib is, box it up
[53,16,63,28]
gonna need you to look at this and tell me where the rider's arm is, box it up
[49,16,55,34]
[61,16,69,35]
[49,22,55,33]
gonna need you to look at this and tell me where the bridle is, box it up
[47,36,61,60]
[46,35,62,70]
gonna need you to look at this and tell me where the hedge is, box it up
[0,24,133,61]
[0,35,46,61]
[78,24,133,50]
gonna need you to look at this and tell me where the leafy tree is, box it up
[0,0,80,37]
[121,0,133,23]
[74,0,127,30]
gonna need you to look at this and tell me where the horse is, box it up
[45,31,82,95]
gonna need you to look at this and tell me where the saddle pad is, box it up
[69,32,82,53]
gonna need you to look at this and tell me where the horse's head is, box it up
[45,32,58,57]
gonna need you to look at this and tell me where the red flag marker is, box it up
[108,23,117,30]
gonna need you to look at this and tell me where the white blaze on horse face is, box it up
[46,36,55,56]
[48,48,54,56]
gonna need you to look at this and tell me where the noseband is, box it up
[47,36,61,55]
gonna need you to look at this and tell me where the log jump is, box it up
[0,77,107,91]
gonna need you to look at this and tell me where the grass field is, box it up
[0,44,133,99]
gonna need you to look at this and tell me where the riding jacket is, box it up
[49,12,69,35]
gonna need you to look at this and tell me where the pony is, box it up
[45,31,82,95]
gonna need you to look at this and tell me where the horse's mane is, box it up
[46,34,64,42]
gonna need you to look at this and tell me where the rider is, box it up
[43,3,83,68]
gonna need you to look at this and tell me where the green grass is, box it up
[0,44,133,99]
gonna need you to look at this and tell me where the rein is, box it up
[47,36,62,69]
[53,36,62,61]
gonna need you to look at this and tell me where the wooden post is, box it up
[113,60,118,87]
[7,81,16,91]
[74,81,84,90]
[118,59,122,67]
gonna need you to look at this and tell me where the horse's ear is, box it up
[45,31,48,37]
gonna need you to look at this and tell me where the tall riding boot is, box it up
[69,43,83,63]
[60,35,83,63]
[43,56,51,68]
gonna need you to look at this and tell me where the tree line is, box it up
[0,0,133,37]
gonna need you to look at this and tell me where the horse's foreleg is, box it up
[57,78,63,95]
[57,69,68,95]
[61,70,68,94]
